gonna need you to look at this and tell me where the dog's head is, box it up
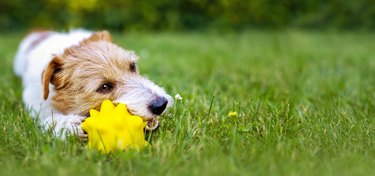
[42,31,172,129]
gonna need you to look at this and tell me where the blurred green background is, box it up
[1,0,375,32]
[1,1,374,175]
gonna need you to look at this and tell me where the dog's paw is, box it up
[42,114,87,140]
[64,115,87,139]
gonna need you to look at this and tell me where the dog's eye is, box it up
[97,82,114,94]
[130,63,136,72]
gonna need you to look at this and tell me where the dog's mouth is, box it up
[125,107,160,132]
[84,103,160,132]
[145,117,159,132]
[83,112,160,132]
[125,109,160,132]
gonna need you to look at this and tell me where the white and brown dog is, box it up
[14,29,172,139]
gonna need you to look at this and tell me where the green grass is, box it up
[0,31,374,176]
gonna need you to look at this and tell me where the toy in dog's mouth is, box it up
[145,117,159,132]
[83,112,159,132]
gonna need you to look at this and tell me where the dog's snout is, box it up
[149,97,168,115]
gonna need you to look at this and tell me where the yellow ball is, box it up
[82,100,149,153]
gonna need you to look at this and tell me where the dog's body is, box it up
[14,30,172,138]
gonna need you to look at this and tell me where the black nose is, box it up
[149,97,168,115]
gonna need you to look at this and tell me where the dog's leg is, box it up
[40,113,87,139]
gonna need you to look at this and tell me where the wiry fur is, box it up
[14,29,172,139]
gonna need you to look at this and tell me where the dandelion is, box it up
[228,111,238,118]
[175,93,183,101]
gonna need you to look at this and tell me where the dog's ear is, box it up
[42,56,63,100]
[81,31,112,44]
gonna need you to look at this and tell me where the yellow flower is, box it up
[228,111,238,118]
[81,100,149,153]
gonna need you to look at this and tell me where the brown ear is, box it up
[81,30,112,44]
[42,56,62,100]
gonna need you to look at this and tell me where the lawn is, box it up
[0,31,374,176]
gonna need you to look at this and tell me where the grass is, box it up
[0,30,374,176]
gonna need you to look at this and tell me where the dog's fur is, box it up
[14,29,172,139]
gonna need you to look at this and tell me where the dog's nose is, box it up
[149,97,168,115]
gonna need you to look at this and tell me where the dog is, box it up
[14,29,172,139]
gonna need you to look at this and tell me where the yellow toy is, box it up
[82,100,149,153]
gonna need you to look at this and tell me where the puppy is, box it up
[14,29,172,139]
